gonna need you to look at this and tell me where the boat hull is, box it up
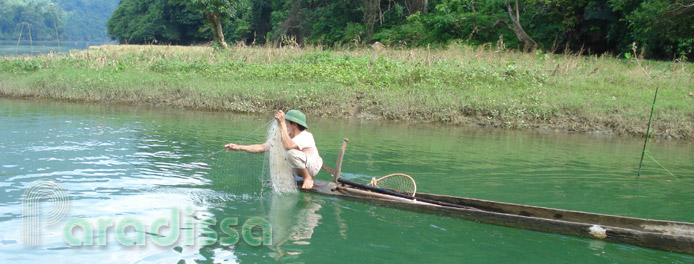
[300,179,694,255]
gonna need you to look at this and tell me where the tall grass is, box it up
[1,44,692,140]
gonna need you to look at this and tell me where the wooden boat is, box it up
[298,139,694,255]
[301,179,694,255]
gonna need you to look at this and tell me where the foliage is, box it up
[373,1,514,47]
[0,0,65,40]
[189,0,247,48]
[617,0,694,59]
[189,0,243,18]
[0,0,118,41]
[107,0,207,44]
[301,0,363,45]
[2,0,692,59]
[107,0,247,46]
[54,0,119,41]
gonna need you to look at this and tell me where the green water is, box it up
[0,98,692,263]
[0,40,109,56]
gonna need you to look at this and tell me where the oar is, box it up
[336,178,479,211]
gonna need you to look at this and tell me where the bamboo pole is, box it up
[336,186,422,204]
[333,138,349,182]
[54,22,61,53]
[28,24,33,55]
[15,23,24,56]
[337,178,481,210]
[637,87,659,177]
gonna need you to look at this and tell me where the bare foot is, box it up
[297,168,314,189]
[301,177,314,189]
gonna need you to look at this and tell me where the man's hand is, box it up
[274,110,285,123]
[224,143,241,152]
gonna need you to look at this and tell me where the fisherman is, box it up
[224,110,323,189]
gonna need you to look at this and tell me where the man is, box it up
[224,110,322,189]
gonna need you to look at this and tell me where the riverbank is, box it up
[1,44,692,140]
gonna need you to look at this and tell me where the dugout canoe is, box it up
[299,179,694,255]
[304,138,694,254]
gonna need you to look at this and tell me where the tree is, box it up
[502,0,538,51]
[98,0,692,60]
[0,0,66,41]
[107,0,206,44]
[189,0,245,49]
[54,0,120,41]
[621,0,694,59]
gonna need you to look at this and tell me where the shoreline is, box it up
[1,44,692,141]
[0,92,688,143]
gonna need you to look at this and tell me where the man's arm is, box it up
[224,142,268,153]
[275,111,300,151]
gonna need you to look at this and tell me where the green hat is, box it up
[285,109,308,129]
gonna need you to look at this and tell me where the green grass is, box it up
[1,44,692,140]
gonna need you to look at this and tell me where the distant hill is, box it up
[54,0,119,41]
[0,0,119,41]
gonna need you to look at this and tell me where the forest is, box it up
[0,0,118,41]
[105,0,693,60]
[1,0,691,59]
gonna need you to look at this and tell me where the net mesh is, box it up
[213,149,264,197]
[264,120,299,194]
[369,173,417,197]
[211,121,271,197]
[207,119,298,197]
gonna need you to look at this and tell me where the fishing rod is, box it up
[636,87,677,179]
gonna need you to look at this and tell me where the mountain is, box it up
[0,0,119,41]
[54,0,119,41]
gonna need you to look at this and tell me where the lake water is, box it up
[0,40,110,56]
[0,98,692,263]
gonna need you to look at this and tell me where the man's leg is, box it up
[298,168,313,189]
[288,149,314,189]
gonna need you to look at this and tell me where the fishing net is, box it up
[264,120,299,194]
[211,120,271,197]
[368,173,417,197]
[213,119,299,196]
[210,119,298,198]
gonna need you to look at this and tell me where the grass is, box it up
[1,43,692,140]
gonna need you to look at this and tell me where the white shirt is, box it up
[291,130,322,176]
[292,130,320,159]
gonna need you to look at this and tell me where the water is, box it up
[0,98,693,263]
[0,40,111,56]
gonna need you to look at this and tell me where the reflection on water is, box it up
[266,193,322,260]
[0,40,111,56]
[0,98,693,263]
